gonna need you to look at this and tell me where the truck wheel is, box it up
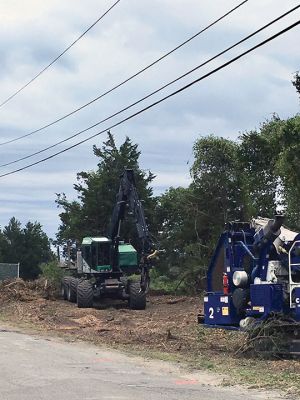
[67,277,78,303]
[61,277,71,300]
[77,280,93,308]
[129,282,146,310]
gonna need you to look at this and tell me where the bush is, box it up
[150,270,186,294]
[40,261,65,288]
[150,266,206,295]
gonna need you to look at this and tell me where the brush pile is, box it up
[0,278,56,303]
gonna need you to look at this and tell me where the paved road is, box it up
[0,327,285,400]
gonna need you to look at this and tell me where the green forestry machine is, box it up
[61,168,157,309]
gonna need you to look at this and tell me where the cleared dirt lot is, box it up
[0,279,300,397]
[0,280,201,353]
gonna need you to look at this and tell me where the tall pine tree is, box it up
[56,132,156,244]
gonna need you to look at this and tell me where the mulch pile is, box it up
[0,278,56,303]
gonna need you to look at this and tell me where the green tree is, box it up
[191,135,247,227]
[238,118,282,217]
[1,217,24,267]
[155,186,211,292]
[0,217,53,279]
[154,136,247,292]
[273,115,300,228]
[56,132,156,244]
[292,71,300,99]
[155,187,194,272]
[21,221,53,279]
[238,115,300,229]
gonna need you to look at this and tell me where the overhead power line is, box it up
[0,0,121,109]
[0,5,299,169]
[0,0,249,146]
[0,19,299,179]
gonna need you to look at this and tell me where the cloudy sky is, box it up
[0,0,299,238]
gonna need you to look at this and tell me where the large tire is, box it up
[129,282,146,310]
[67,277,78,303]
[61,277,71,300]
[77,280,94,308]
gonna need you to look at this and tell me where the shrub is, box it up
[40,261,65,288]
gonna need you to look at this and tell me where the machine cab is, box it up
[80,237,112,272]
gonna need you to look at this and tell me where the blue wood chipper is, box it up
[201,216,300,333]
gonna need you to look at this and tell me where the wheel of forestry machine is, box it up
[67,277,78,303]
[77,280,94,308]
[61,276,71,300]
[128,281,146,310]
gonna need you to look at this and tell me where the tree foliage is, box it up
[56,132,156,244]
[273,116,300,228]
[191,135,246,225]
[0,217,53,279]
[238,122,280,217]
[154,113,300,292]
[292,71,300,100]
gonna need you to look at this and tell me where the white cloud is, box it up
[153,172,191,189]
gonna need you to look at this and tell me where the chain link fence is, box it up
[0,263,20,281]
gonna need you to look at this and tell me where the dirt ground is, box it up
[1,279,300,396]
[0,279,202,352]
